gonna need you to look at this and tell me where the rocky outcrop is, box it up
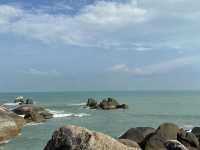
[13,105,53,123]
[177,129,199,149]
[87,97,128,110]
[44,125,140,150]
[14,96,34,105]
[192,127,200,143]
[119,127,155,145]
[86,98,98,109]
[0,106,25,143]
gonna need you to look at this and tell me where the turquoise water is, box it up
[0,91,200,150]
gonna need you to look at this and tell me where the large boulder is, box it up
[192,127,200,143]
[13,105,53,123]
[177,129,199,149]
[86,98,98,109]
[119,127,155,145]
[143,123,179,150]
[164,140,189,150]
[44,125,140,150]
[0,106,24,143]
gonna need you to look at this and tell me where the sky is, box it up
[0,0,200,92]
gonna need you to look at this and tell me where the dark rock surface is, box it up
[13,105,53,123]
[119,127,155,145]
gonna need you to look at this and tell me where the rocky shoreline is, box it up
[1,96,200,150]
[44,123,200,150]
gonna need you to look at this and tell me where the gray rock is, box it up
[119,127,155,145]
[13,105,53,123]
[44,125,140,150]
[86,98,98,109]
[177,129,199,149]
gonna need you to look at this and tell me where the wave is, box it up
[2,102,19,106]
[47,109,90,118]
[25,122,44,126]
[66,103,86,106]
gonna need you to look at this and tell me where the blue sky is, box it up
[0,0,200,92]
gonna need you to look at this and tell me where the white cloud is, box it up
[24,68,60,76]
[109,55,200,75]
[0,0,200,50]
[0,1,149,49]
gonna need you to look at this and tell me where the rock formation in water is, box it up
[86,97,128,110]
[13,104,53,123]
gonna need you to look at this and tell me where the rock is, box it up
[13,105,53,123]
[143,123,179,150]
[14,96,24,104]
[99,98,118,109]
[177,129,199,149]
[118,139,141,149]
[119,127,155,144]
[44,125,139,150]
[164,140,189,150]
[156,123,179,140]
[0,106,24,143]
[192,127,200,142]
[144,133,167,150]
[25,98,34,104]
[86,98,98,109]
[117,104,128,109]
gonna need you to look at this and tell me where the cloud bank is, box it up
[0,0,200,50]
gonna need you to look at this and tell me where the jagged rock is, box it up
[44,125,139,150]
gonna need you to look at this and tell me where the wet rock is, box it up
[44,125,139,150]
[13,105,53,123]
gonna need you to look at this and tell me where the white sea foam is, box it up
[47,109,90,118]
[26,122,44,126]
[2,102,19,106]
[67,103,86,106]
[183,124,194,132]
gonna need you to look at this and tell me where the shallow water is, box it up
[0,91,200,150]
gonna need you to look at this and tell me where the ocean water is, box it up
[0,91,200,150]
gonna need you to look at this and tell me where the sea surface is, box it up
[0,91,200,150]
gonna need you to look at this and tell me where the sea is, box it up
[0,91,200,150]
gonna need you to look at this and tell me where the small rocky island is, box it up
[44,123,200,150]
[86,97,128,109]
[0,96,53,143]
